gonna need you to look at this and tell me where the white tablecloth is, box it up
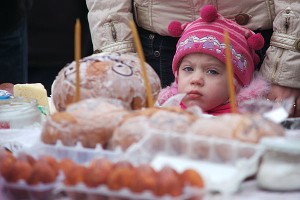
[0,128,41,152]
[206,180,300,200]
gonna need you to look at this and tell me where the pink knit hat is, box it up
[168,5,264,87]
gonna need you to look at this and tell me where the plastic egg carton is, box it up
[1,179,57,200]
[124,131,264,194]
[0,148,62,200]
[54,134,205,200]
[0,142,123,200]
[22,141,123,164]
[61,183,203,200]
[57,130,260,199]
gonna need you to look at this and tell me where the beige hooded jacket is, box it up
[260,0,300,88]
[86,0,275,53]
[86,0,299,88]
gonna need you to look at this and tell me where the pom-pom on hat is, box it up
[168,5,264,87]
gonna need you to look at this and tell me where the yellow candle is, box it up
[129,20,154,107]
[224,30,237,113]
[75,19,81,102]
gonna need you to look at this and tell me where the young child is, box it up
[157,5,268,115]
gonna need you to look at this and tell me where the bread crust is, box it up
[41,98,129,148]
[51,53,161,111]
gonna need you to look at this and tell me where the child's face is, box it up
[177,53,229,111]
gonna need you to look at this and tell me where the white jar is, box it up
[257,137,300,191]
[0,97,41,129]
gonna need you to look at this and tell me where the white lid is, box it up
[260,137,300,154]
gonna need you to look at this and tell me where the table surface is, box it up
[48,180,300,200]
[206,180,300,200]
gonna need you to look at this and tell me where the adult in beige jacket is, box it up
[260,0,300,117]
[86,0,300,117]
[86,0,275,53]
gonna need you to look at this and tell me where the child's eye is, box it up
[182,66,194,72]
[207,69,219,75]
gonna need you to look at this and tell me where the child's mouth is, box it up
[187,91,202,99]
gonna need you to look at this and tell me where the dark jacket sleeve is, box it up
[0,0,33,33]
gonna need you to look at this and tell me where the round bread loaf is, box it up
[188,113,285,143]
[109,107,199,151]
[41,97,129,148]
[51,52,161,111]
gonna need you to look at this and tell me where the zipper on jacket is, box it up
[283,7,292,34]
[109,21,117,42]
[284,17,290,32]
[272,7,292,82]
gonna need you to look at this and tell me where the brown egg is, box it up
[7,160,33,183]
[59,158,76,174]
[0,150,16,180]
[27,162,57,185]
[107,161,135,190]
[17,153,36,166]
[154,166,183,197]
[89,157,113,169]
[83,158,114,187]
[113,160,134,169]
[180,169,204,188]
[0,149,14,161]
[64,164,86,186]
[38,155,59,176]
[129,163,157,193]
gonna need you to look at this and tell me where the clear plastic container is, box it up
[124,131,263,194]
[0,148,61,200]
[257,137,300,191]
[62,183,203,200]
[0,142,123,200]
[1,179,56,200]
[23,141,123,164]
[29,141,204,199]
[14,142,203,200]
[0,97,41,129]
[59,131,262,199]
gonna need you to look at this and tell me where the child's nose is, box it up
[190,71,204,86]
